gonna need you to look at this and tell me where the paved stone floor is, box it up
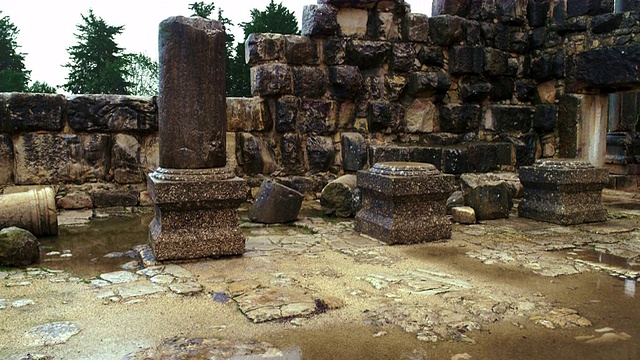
[1,190,640,359]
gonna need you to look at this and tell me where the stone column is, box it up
[148,16,246,261]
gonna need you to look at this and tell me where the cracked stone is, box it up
[100,271,139,284]
[26,321,81,346]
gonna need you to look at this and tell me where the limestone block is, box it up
[403,13,430,43]
[320,175,357,217]
[409,147,443,169]
[345,40,391,69]
[0,134,13,184]
[432,0,471,16]
[251,64,293,97]
[297,99,337,134]
[533,104,557,133]
[275,96,299,133]
[249,179,303,224]
[341,132,368,172]
[449,46,484,75]
[244,33,285,65]
[306,136,335,173]
[518,159,609,225]
[405,98,436,133]
[112,134,142,184]
[293,66,327,99]
[236,133,277,175]
[6,93,65,132]
[57,191,93,210]
[355,162,456,244]
[429,15,465,46]
[407,72,451,97]
[302,5,339,36]
[451,206,476,224]
[391,43,415,72]
[284,35,319,65]
[140,134,159,176]
[329,65,362,100]
[527,0,551,27]
[0,187,57,236]
[461,173,513,220]
[483,105,534,133]
[68,95,156,133]
[14,133,109,184]
[566,45,640,93]
[375,12,401,41]
[227,97,272,132]
[384,74,408,102]
[280,133,305,175]
[443,148,469,174]
[439,104,481,133]
[337,102,356,130]
[337,8,368,37]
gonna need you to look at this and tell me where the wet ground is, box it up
[1,190,640,360]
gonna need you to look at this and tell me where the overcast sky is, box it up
[3,1,430,89]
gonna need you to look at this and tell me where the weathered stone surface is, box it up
[112,134,142,184]
[302,4,339,36]
[461,174,513,220]
[460,78,492,102]
[251,63,293,97]
[140,134,160,176]
[439,104,481,133]
[391,43,415,72]
[284,35,319,65]
[368,101,404,133]
[409,147,443,169]
[323,38,346,65]
[14,133,110,184]
[6,93,65,132]
[449,46,484,75]
[26,322,81,346]
[275,96,298,133]
[405,98,437,133]
[57,191,93,210]
[329,65,362,100]
[385,74,409,101]
[467,143,499,173]
[341,132,368,172]
[567,0,604,18]
[518,159,609,225]
[68,95,156,133]
[429,15,465,46]
[483,105,533,133]
[0,187,57,236]
[118,283,167,299]
[451,206,476,224]
[432,0,471,16]
[249,179,303,224]
[496,0,528,24]
[356,162,456,244]
[159,17,226,169]
[306,136,336,173]
[0,134,13,184]
[0,227,39,267]
[370,145,409,164]
[244,33,284,65]
[374,10,402,41]
[321,175,358,217]
[484,48,514,77]
[294,66,327,98]
[416,46,445,67]
[403,13,430,42]
[345,40,391,68]
[566,46,640,93]
[531,52,564,81]
[100,271,139,284]
[533,104,557,133]
[280,133,305,174]
[489,77,515,101]
[443,147,469,174]
[233,286,318,323]
[236,133,277,175]
[527,0,551,27]
[90,185,139,208]
[337,8,368,37]
[297,99,337,133]
[227,97,272,132]
[407,72,451,96]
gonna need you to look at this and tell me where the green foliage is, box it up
[125,52,158,96]
[26,81,57,94]
[0,11,30,92]
[63,9,132,95]
[227,1,299,97]
[189,2,216,19]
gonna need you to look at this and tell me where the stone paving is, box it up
[1,191,640,359]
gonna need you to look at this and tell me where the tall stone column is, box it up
[148,16,246,261]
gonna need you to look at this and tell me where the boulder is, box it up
[320,175,358,217]
[249,180,304,224]
[460,173,513,220]
[0,227,40,267]
[451,206,476,224]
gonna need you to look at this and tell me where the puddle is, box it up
[37,214,153,278]
[572,249,640,270]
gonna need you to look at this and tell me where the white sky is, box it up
[2,0,431,89]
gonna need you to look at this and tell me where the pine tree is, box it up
[0,11,30,92]
[63,9,131,94]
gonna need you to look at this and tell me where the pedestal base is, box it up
[148,168,247,261]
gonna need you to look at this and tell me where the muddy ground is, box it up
[1,190,639,360]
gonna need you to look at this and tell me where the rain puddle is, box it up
[37,213,153,278]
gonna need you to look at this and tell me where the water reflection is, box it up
[230,347,302,360]
[625,279,636,298]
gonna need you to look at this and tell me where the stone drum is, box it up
[518,159,609,225]
[355,162,456,244]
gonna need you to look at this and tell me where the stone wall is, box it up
[3,0,640,205]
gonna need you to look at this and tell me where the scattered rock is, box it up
[6,281,32,287]
[249,179,304,224]
[26,321,81,346]
[100,271,139,284]
[12,299,35,308]
[320,175,358,217]
[452,206,476,224]
[212,292,230,303]
[584,332,632,345]
[162,265,193,279]
[233,286,318,323]
[169,282,203,295]
[0,227,40,267]
[452,354,472,360]
[460,174,513,220]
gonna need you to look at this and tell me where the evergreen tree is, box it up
[189,1,216,18]
[26,81,57,94]
[0,11,30,92]
[228,1,299,97]
[63,9,131,94]
[125,53,158,96]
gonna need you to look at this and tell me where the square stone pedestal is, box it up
[148,167,247,261]
[355,162,456,244]
[518,159,609,225]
